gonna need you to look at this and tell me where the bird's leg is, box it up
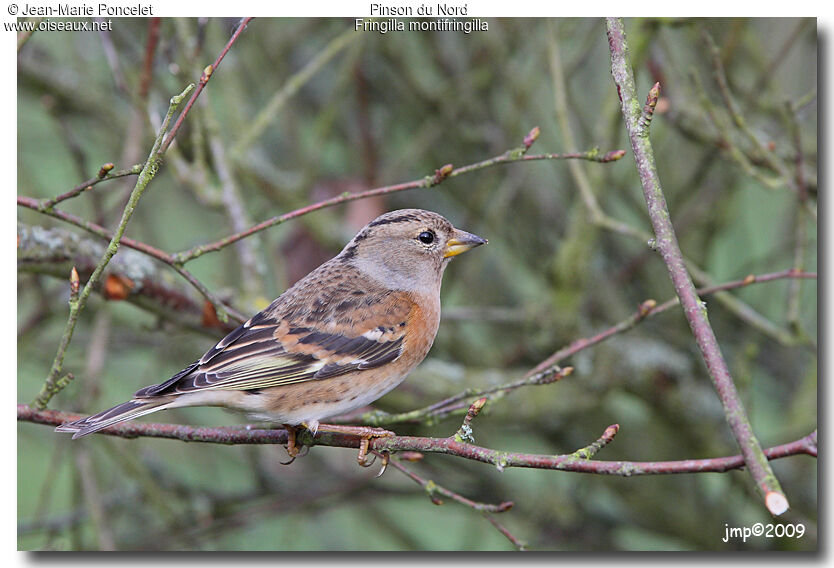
[306,423,395,467]
[280,424,299,465]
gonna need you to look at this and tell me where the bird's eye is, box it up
[417,230,435,244]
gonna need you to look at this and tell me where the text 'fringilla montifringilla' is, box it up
[56,209,487,465]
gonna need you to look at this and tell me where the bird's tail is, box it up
[55,399,172,439]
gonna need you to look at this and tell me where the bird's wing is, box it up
[135,293,414,398]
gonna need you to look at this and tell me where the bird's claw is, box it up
[374,451,390,477]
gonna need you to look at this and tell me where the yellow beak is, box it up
[443,229,488,258]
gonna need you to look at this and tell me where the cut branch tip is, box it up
[765,491,789,516]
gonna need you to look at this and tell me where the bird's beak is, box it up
[443,229,488,258]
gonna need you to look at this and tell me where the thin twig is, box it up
[159,17,254,156]
[351,366,573,428]
[352,269,813,429]
[384,456,523,550]
[174,131,626,264]
[17,18,42,51]
[527,268,816,378]
[38,165,142,210]
[569,424,620,459]
[784,101,810,334]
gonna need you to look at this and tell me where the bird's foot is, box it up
[307,423,395,467]
[280,424,307,465]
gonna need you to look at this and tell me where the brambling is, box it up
[56,209,487,465]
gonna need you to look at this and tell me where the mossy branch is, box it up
[32,85,194,410]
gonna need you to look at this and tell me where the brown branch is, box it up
[173,128,626,264]
[19,405,816,476]
[158,17,254,156]
[37,164,142,210]
[384,456,523,550]
[138,18,161,100]
[527,268,817,378]
[386,456,513,513]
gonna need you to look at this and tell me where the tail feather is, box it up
[55,399,171,439]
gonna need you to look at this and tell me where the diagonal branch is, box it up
[385,456,524,550]
[32,84,194,411]
[158,17,254,156]
[526,268,817,378]
[605,17,789,515]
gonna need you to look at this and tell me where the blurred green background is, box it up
[17,17,817,551]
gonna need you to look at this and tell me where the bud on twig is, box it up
[638,299,657,318]
[431,163,454,185]
[638,82,661,136]
[600,149,627,162]
[97,163,115,179]
[202,300,223,328]
[202,64,214,84]
[523,126,540,150]
[69,267,80,302]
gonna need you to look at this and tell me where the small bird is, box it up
[56,209,487,464]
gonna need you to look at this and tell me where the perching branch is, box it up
[606,17,789,516]
[18,404,816,475]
